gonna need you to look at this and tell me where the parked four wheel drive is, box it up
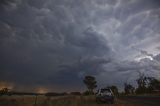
[96,88,115,104]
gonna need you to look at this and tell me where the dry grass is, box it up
[0,95,147,106]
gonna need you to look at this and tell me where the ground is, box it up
[0,95,160,106]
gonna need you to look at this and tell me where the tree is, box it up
[135,73,148,94]
[83,75,97,94]
[146,77,160,93]
[135,72,160,94]
[124,83,135,95]
[0,88,9,95]
[149,78,160,90]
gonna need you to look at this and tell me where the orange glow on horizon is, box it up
[0,81,14,90]
[36,87,49,94]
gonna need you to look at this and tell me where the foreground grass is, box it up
[0,95,146,106]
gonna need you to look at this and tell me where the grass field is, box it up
[0,95,147,106]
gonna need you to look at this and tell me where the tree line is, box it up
[83,74,160,95]
[124,73,160,95]
[1,74,160,96]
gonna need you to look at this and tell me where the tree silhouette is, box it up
[83,75,97,94]
[0,88,9,95]
[124,83,135,95]
[135,73,147,94]
[135,73,160,94]
[146,77,160,93]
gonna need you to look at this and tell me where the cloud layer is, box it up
[0,0,160,92]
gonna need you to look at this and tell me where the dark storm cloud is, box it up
[0,0,160,91]
[0,0,112,90]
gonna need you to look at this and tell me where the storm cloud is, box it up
[0,0,160,92]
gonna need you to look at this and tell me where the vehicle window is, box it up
[101,89,110,93]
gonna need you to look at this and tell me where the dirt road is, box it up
[119,96,160,106]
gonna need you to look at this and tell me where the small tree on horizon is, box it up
[83,75,97,94]
[136,73,148,94]
[148,77,160,92]
[124,83,135,95]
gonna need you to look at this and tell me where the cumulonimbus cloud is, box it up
[0,0,160,91]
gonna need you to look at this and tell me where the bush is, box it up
[83,91,94,96]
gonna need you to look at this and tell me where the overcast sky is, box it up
[0,0,160,92]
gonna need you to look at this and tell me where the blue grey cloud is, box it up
[0,0,160,91]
